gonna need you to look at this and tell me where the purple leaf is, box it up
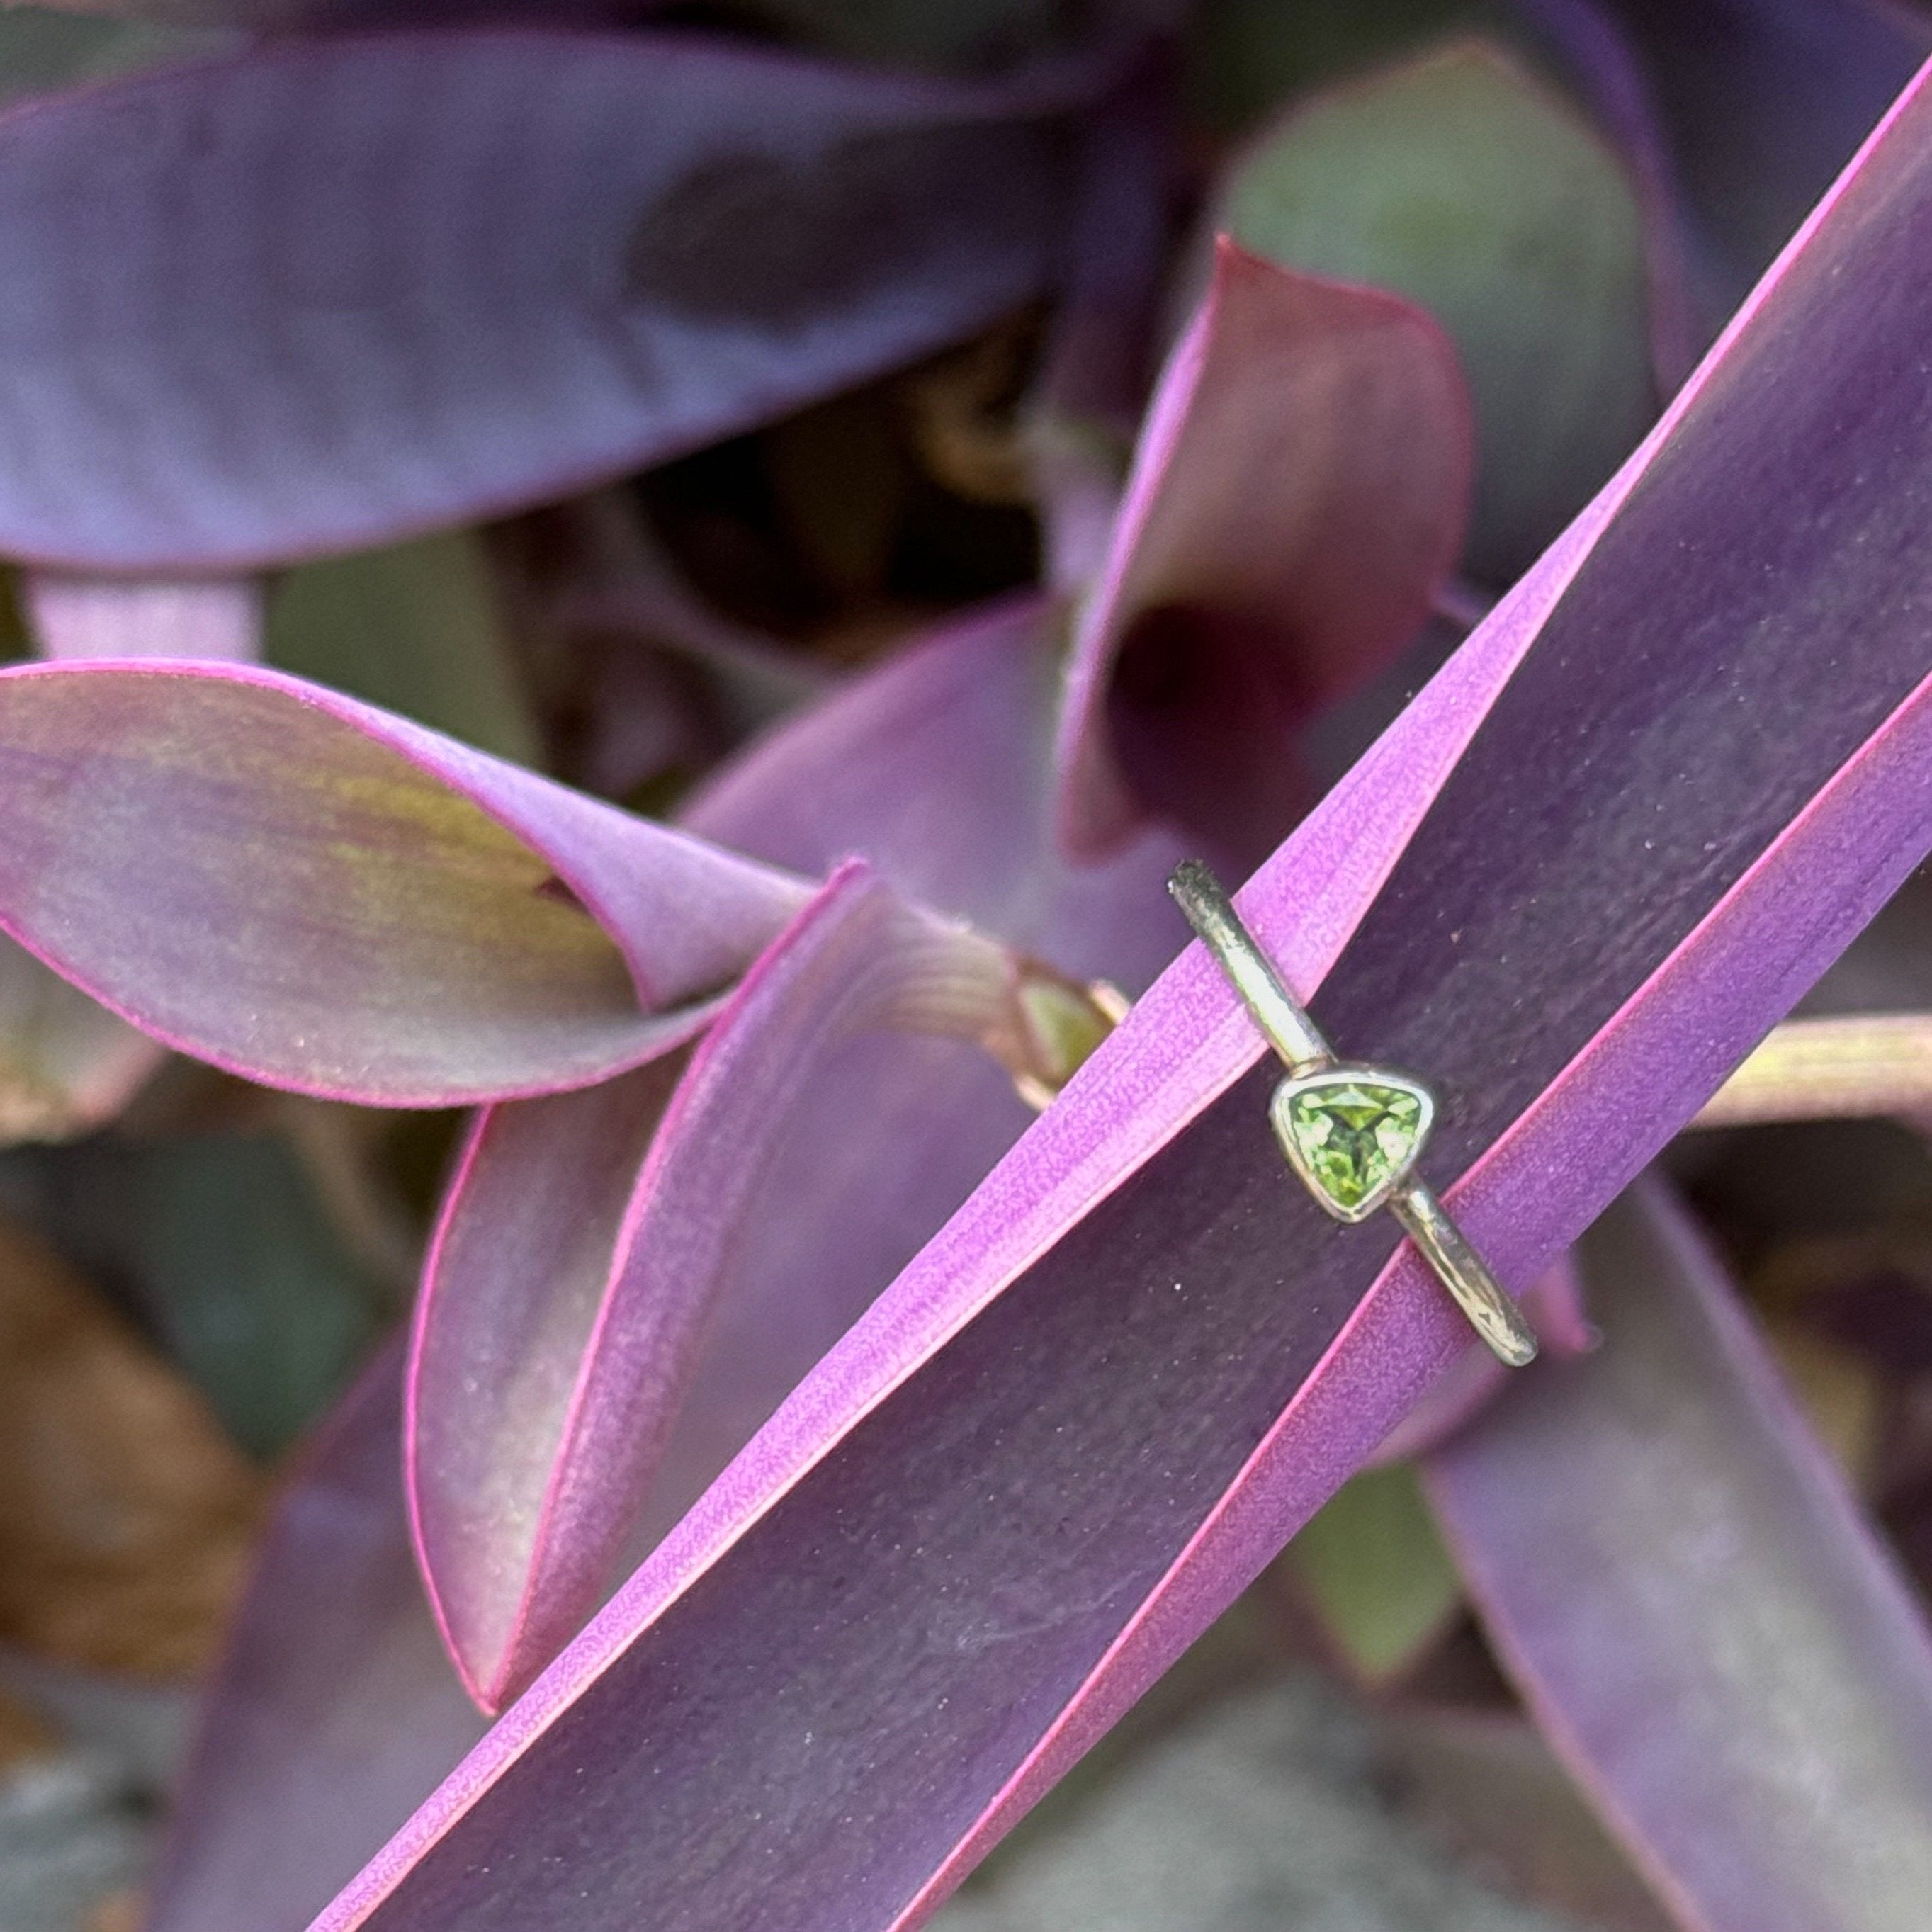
[1590,0,1932,314]
[407,1061,685,1711]
[1507,0,1702,387]
[282,543,1576,1920]
[24,570,261,660]
[409,860,1039,1709]
[145,1346,487,1932]
[1426,1176,1932,1931]
[310,526,1570,1931]
[0,30,1080,567]
[299,53,1932,1932]
[684,594,1187,988]
[0,662,807,1102]
[1053,240,1473,862]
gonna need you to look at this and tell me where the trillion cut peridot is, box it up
[1272,1073,1428,1217]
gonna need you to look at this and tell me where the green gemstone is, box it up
[1277,1077,1426,1214]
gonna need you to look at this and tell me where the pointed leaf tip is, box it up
[1055,240,1472,859]
[411,861,1039,1707]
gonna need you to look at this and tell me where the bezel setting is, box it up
[1268,1063,1436,1224]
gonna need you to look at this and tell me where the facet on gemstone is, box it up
[1270,1070,1430,1219]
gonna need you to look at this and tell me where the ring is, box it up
[1169,861,1537,1368]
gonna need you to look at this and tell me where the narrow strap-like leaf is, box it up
[1428,1177,1932,1932]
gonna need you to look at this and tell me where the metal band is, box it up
[1170,862,1537,1369]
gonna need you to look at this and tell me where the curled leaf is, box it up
[407,602,1180,1709]
[0,663,808,1103]
[1054,239,1473,859]
[409,599,1180,1711]
[407,1061,682,1710]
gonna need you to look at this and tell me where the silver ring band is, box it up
[1170,861,1536,1368]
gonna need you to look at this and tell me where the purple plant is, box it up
[0,2,1924,1931]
